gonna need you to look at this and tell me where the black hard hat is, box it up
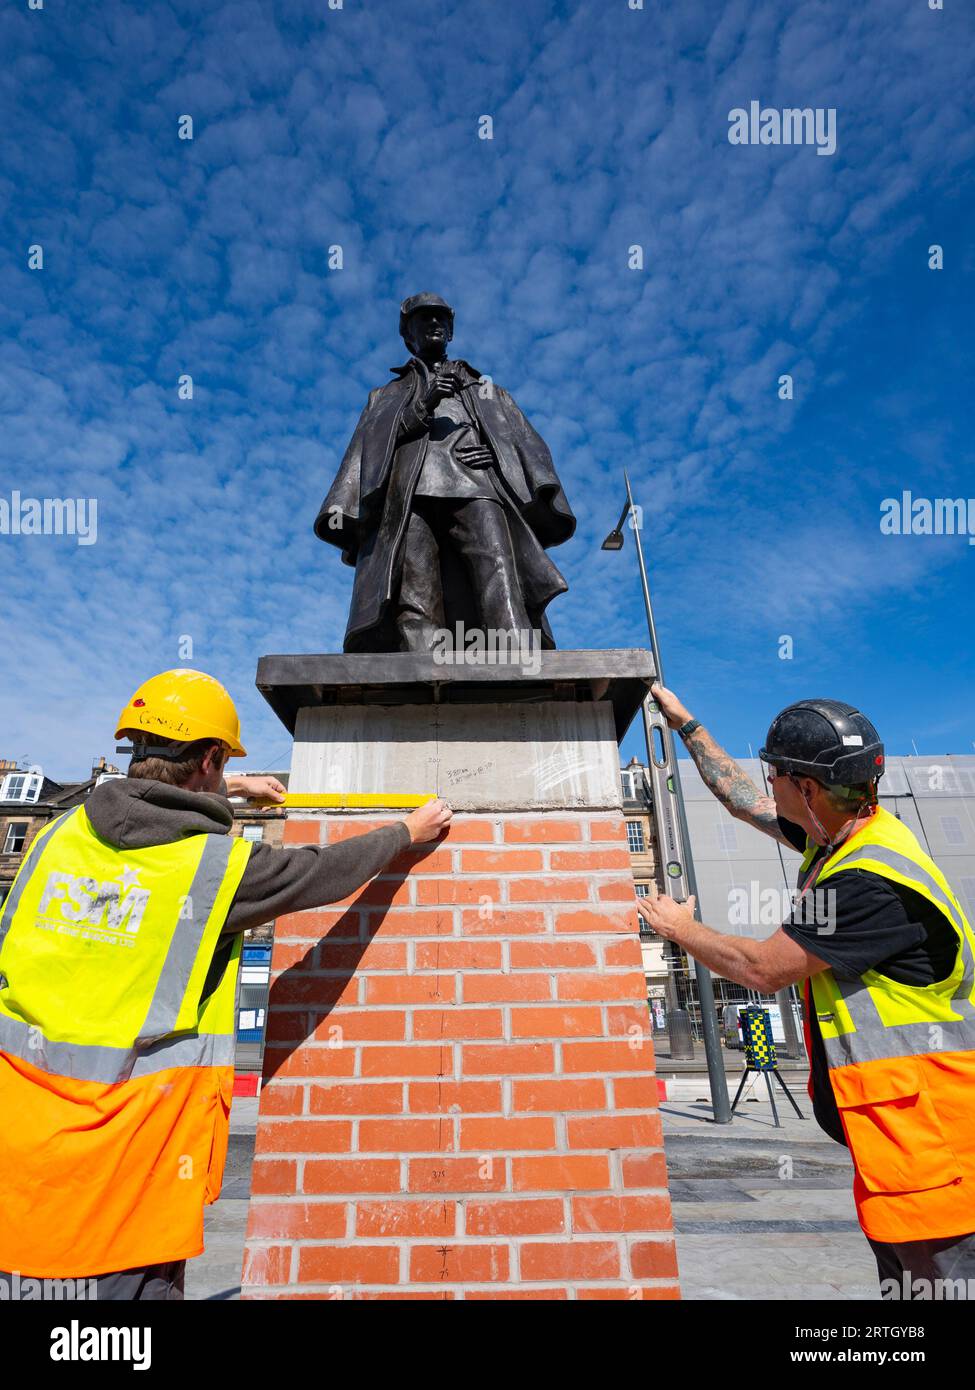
[760,699,885,789]
[399,292,454,339]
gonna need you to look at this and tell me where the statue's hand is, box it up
[421,369,464,411]
[456,443,494,469]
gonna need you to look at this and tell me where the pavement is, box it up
[185,1071,879,1301]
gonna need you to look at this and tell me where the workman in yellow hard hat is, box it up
[0,669,450,1301]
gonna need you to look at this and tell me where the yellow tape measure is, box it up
[254,792,437,810]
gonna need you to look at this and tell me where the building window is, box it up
[940,816,965,847]
[635,882,650,897]
[626,821,645,853]
[241,824,264,843]
[3,823,29,855]
[1,774,42,804]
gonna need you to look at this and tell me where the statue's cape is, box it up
[314,360,576,652]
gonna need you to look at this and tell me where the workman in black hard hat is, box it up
[639,684,975,1298]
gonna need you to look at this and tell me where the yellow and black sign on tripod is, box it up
[730,1006,804,1128]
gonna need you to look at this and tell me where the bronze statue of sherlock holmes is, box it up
[314,293,576,654]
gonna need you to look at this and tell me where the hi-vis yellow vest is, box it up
[802,805,975,1242]
[0,805,251,1277]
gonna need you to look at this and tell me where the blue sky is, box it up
[1,0,972,782]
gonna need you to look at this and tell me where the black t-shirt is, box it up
[777,814,956,1145]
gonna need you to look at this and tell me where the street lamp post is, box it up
[602,470,732,1124]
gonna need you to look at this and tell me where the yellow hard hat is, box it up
[115,669,247,757]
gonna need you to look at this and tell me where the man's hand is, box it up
[456,443,494,469]
[226,774,287,804]
[651,682,694,732]
[404,797,453,844]
[637,891,697,941]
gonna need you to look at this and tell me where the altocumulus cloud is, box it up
[0,0,972,774]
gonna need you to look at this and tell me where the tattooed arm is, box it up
[651,683,795,848]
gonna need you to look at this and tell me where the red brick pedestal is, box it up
[241,808,679,1299]
[241,652,680,1299]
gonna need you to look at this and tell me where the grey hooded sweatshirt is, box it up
[82,777,413,991]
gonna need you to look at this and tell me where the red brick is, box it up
[251,1159,298,1196]
[246,1202,347,1240]
[303,1159,401,1194]
[275,909,360,941]
[511,1156,610,1191]
[415,941,502,970]
[386,847,454,875]
[271,943,317,972]
[282,820,322,845]
[613,1076,661,1110]
[319,941,407,971]
[510,1006,602,1038]
[596,879,641,902]
[602,938,644,968]
[508,878,590,902]
[308,1084,404,1115]
[297,1245,400,1284]
[572,1195,672,1232]
[364,974,454,1005]
[259,1083,304,1116]
[358,1118,454,1152]
[462,973,551,1003]
[326,818,403,841]
[503,819,583,842]
[555,908,635,934]
[360,1045,452,1078]
[331,878,413,910]
[413,1008,503,1040]
[562,1040,652,1073]
[416,878,497,905]
[255,1120,352,1155]
[588,819,626,841]
[520,1241,620,1280]
[622,1152,671,1189]
[463,1043,554,1075]
[513,1078,606,1112]
[608,1004,653,1037]
[568,1115,663,1149]
[465,1199,565,1236]
[440,819,497,842]
[550,849,631,870]
[312,1010,406,1042]
[262,1045,357,1079]
[461,849,544,872]
[408,1157,506,1192]
[461,908,547,935]
[410,1245,509,1282]
[271,974,359,1008]
[355,1201,455,1237]
[242,1245,291,1285]
[460,1117,555,1150]
[369,908,453,937]
[557,971,647,1002]
[630,1240,680,1279]
[408,1081,502,1112]
[510,941,597,969]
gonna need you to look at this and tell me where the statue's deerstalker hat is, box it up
[399,292,455,339]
